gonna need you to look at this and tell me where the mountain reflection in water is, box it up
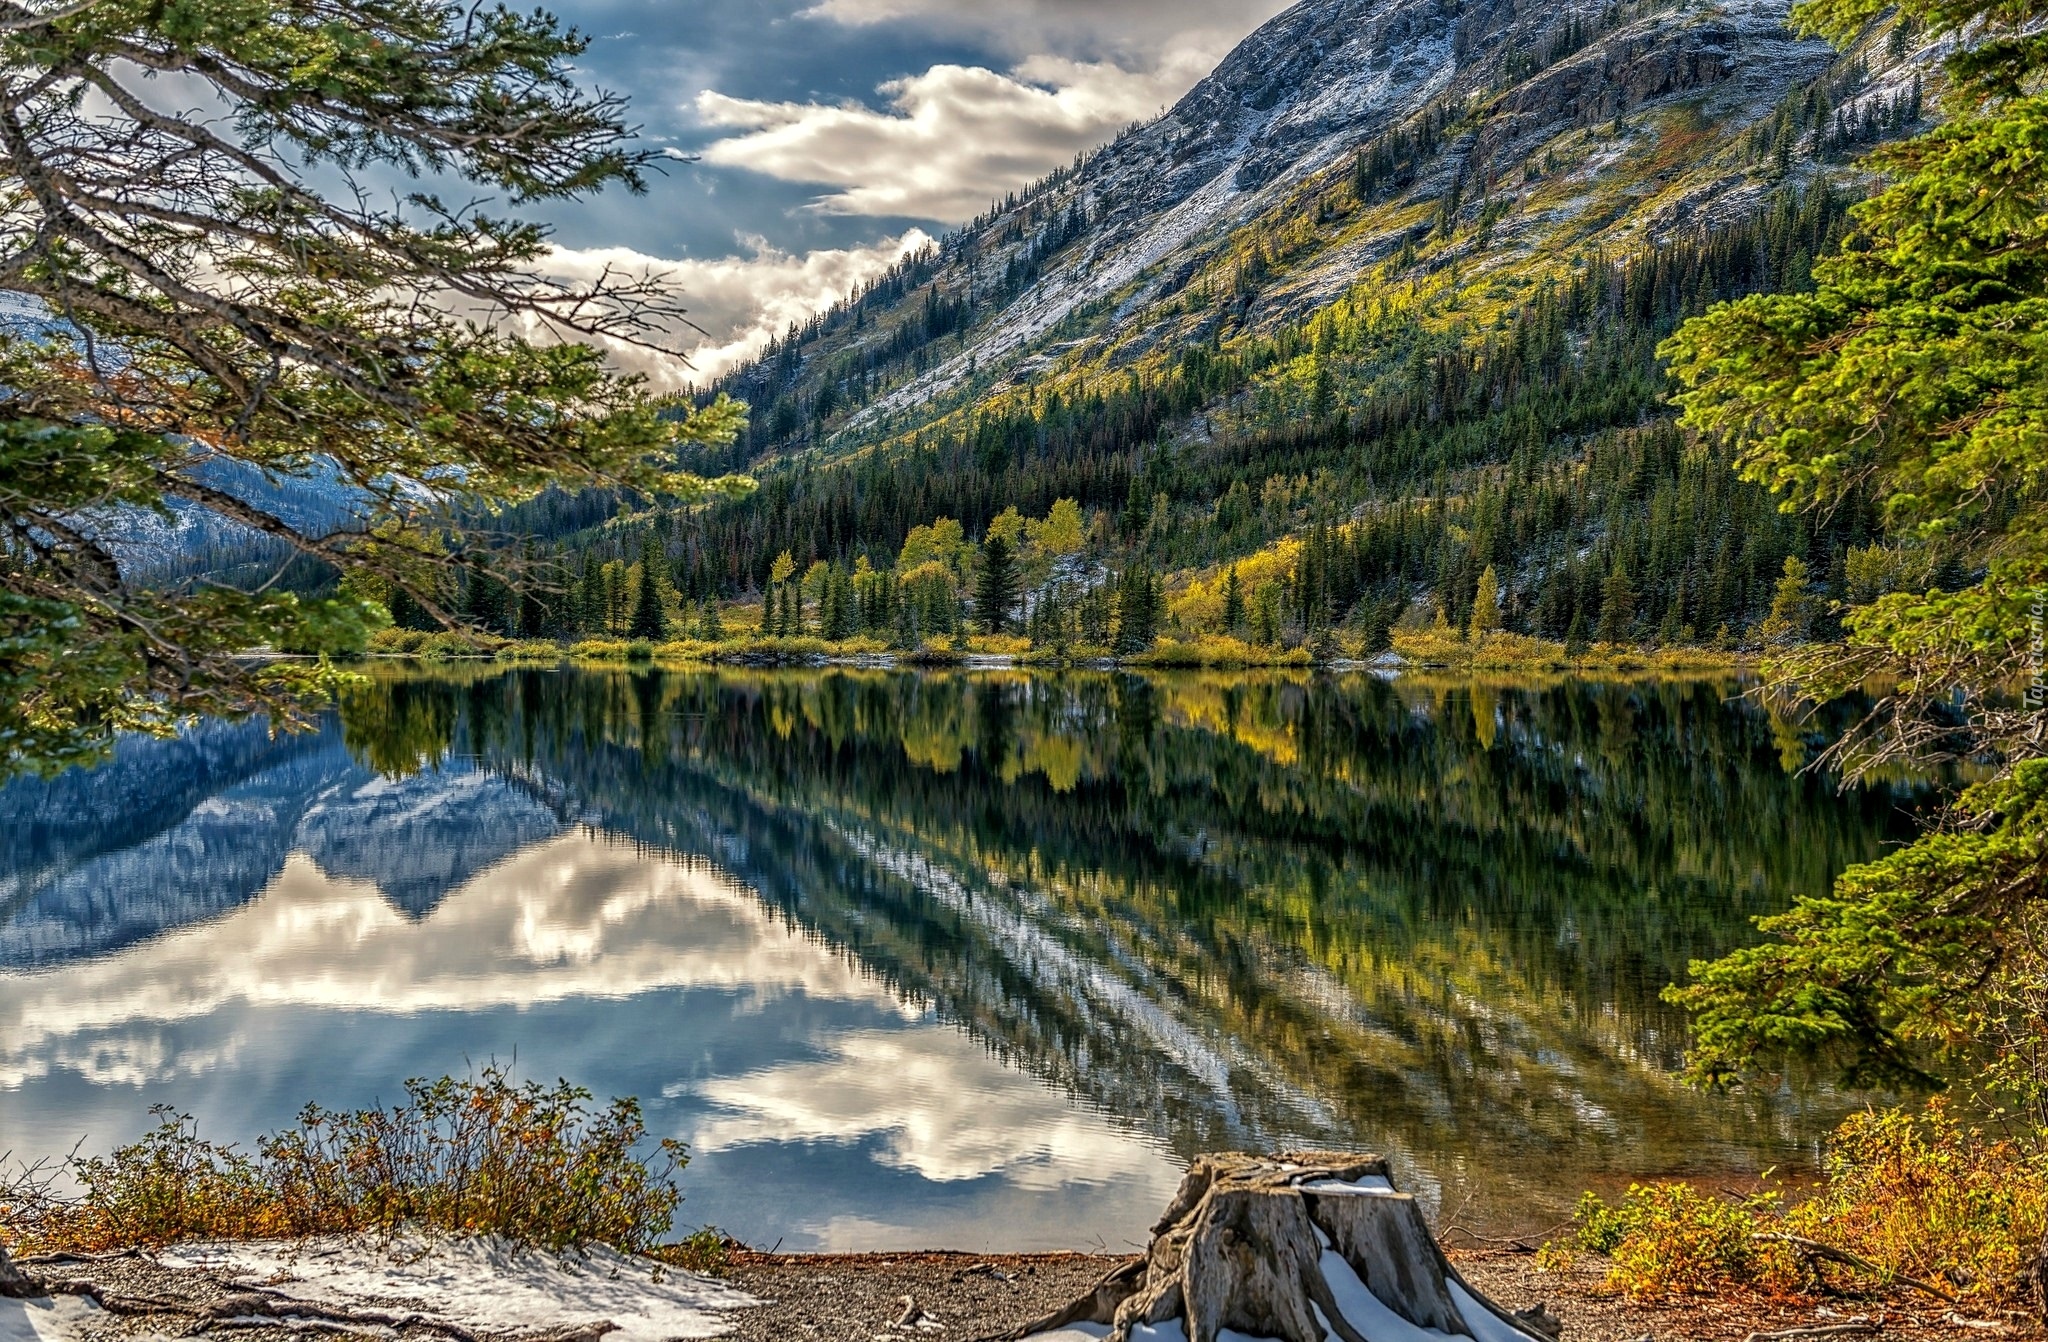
[0,667,1927,1249]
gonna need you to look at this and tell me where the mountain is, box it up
[652,0,1935,645]
[0,721,564,967]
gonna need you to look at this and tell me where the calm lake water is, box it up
[0,667,1924,1251]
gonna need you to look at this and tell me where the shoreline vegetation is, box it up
[3,1077,2038,1339]
[358,623,1744,676]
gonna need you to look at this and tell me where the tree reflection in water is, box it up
[338,666,1929,1228]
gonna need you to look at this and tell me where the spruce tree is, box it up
[1565,610,1590,659]
[891,597,920,649]
[1251,581,1282,647]
[1360,597,1397,655]
[1757,556,1818,645]
[767,551,797,638]
[976,535,1019,635]
[821,564,854,640]
[1662,0,2048,1254]
[1222,566,1247,635]
[628,534,668,641]
[1115,564,1159,654]
[0,0,750,775]
[697,597,724,642]
[1597,566,1635,643]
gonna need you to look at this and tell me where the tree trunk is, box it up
[1010,1151,1560,1342]
[2034,1223,2047,1330]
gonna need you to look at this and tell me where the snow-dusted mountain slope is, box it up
[718,0,1928,459]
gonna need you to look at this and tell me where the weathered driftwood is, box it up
[1751,1232,1955,1303]
[1009,1151,1559,1342]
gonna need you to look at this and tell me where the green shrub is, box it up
[417,631,480,661]
[368,627,429,655]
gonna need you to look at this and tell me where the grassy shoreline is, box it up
[361,626,1746,675]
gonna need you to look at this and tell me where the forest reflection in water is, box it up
[0,665,1929,1247]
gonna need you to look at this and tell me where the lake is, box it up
[0,666,1924,1252]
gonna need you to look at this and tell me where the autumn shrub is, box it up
[651,1226,738,1275]
[0,1066,685,1255]
[1567,1104,2048,1307]
[1785,1103,2048,1307]
[903,637,967,663]
[964,633,1032,656]
[494,640,564,662]
[1573,1181,1786,1296]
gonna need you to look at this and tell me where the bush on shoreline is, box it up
[0,1066,685,1255]
[364,625,1741,673]
[1559,1103,2048,1308]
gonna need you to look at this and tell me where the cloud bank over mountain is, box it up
[531,231,932,385]
[528,0,1288,383]
[694,44,1230,221]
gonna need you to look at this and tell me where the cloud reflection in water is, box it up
[0,824,1185,1250]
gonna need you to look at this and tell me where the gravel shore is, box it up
[719,1248,2032,1342]
[7,1243,2032,1342]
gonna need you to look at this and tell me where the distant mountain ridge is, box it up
[677,0,1933,644]
[720,0,1874,430]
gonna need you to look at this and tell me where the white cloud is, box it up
[797,0,1292,65]
[693,44,1224,221]
[691,1027,1171,1190]
[525,231,931,386]
[0,833,917,1088]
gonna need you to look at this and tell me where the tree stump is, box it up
[1010,1152,1561,1342]
[0,1243,43,1299]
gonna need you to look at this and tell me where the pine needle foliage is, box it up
[0,0,750,777]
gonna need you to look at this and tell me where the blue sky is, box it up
[523,0,1291,378]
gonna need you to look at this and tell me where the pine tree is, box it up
[697,597,724,642]
[1757,555,1818,644]
[821,563,854,640]
[1115,564,1159,653]
[1597,565,1636,643]
[628,534,668,640]
[976,534,1019,635]
[1222,565,1246,635]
